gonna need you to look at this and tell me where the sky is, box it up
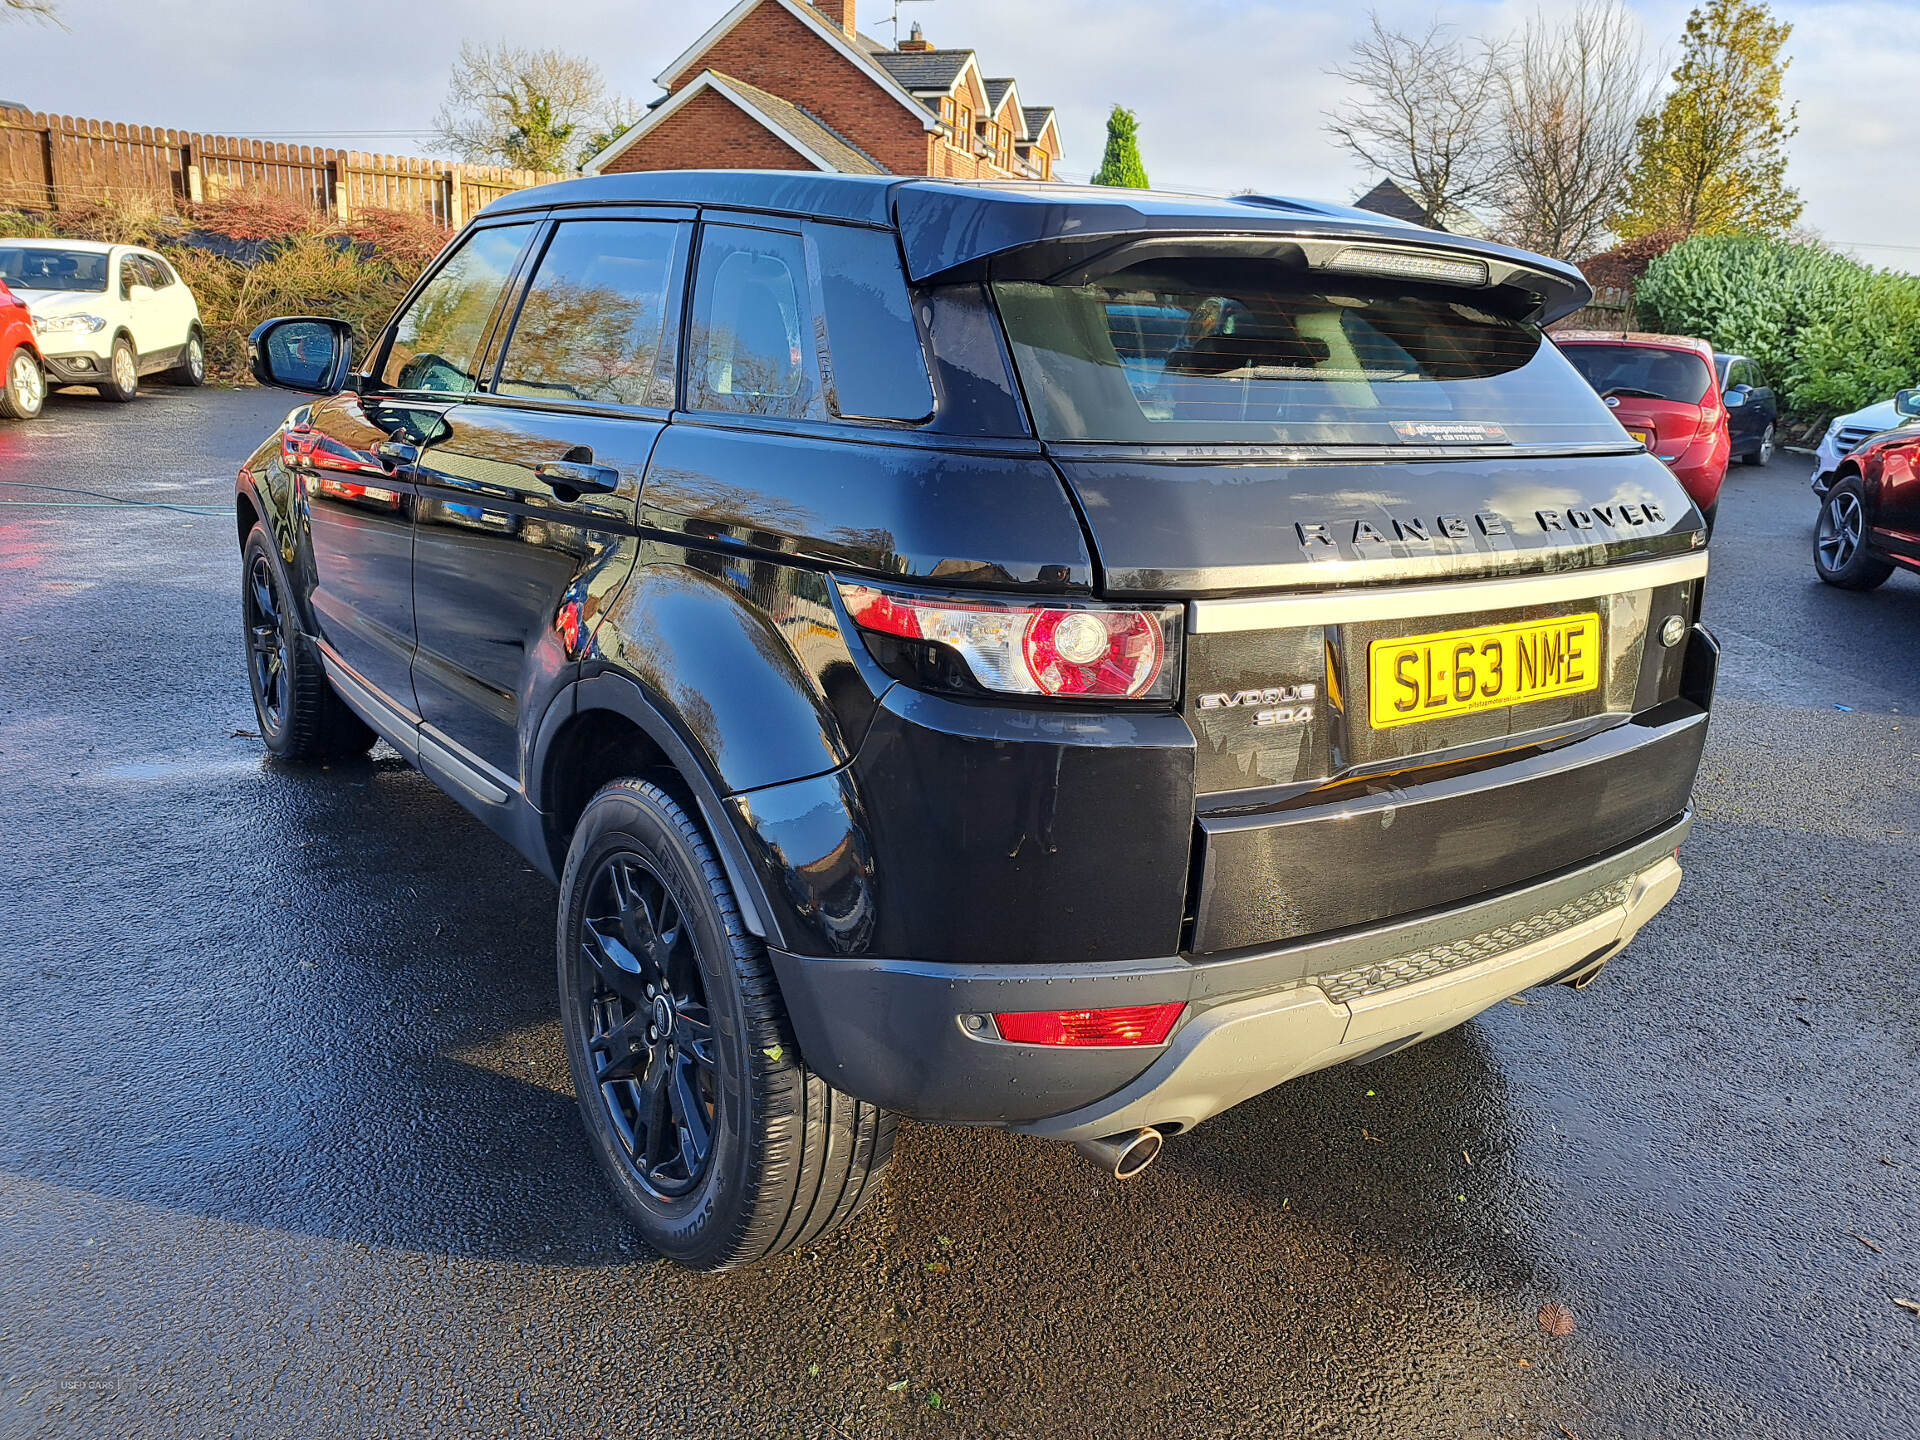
[3,0,1913,271]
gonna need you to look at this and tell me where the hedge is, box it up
[1633,234,1920,428]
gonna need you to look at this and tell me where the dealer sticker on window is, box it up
[1392,421,1511,445]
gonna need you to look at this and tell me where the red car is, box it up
[1557,332,1731,524]
[0,276,46,421]
[1814,389,1920,589]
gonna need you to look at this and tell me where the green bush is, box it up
[1634,234,1920,427]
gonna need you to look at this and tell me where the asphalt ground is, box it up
[1,386,1916,1440]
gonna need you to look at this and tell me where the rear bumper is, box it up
[770,812,1691,1130]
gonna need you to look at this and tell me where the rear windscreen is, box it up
[1560,344,1712,406]
[992,259,1627,448]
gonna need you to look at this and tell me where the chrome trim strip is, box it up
[418,725,517,807]
[315,642,420,763]
[1186,551,1709,634]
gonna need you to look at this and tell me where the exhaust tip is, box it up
[1074,1126,1164,1180]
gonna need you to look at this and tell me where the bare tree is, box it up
[433,42,640,175]
[1492,3,1660,259]
[1324,15,1506,226]
[2,0,63,22]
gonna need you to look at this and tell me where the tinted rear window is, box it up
[1561,343,1712,406]
[993,259,1626,447]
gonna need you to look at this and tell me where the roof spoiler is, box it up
[890,186,1592,325]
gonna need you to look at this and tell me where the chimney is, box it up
[816,0,855,32]
[897,20,933,50]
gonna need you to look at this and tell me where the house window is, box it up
[938,96,957,131]
[1034,148,1051,179]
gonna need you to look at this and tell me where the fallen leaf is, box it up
[1539,1302,1577,1337]
[1515,1358,1531,1368]
[1361,1127,1384,1144]
[1852,1234,1884,1254]
[808,1363,820,1378]
[1505,995,1531,1006]
[927,1393,943,1410]
[1462,1150,1473,1167]
[763,1046,784,1063]
[1559,1427,1585,1440]
[1896,1298,1920,1316]
[886,1379,910,1393]
[937,1235,953,1249]
[229,727,258,739]
[924,1261,949,1275]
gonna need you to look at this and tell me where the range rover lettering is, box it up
[236,174,1717,1271]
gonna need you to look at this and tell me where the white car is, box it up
[1810,396,1916,494]
[0,238,205,401]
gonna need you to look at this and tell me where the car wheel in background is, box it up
[241,525,377,760]
[100,336,139,402]
[0,345,45,420]
[557,778,896,1271]
[1813,478,1894,590]
[1742,423,1775,467]
[168,328,207,387]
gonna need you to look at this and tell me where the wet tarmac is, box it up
[2,387,1917,1439]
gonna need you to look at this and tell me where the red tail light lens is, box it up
[838,580,1177,701]
[994,1004,1184,1047]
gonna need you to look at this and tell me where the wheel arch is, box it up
[532,671,786,948]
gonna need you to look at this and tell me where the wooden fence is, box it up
[0,106,554,227]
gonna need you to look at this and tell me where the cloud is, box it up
[3,0,1910,269]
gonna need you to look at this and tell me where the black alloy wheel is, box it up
[557,779,896,1270]
[245,547,291,740]
[575,848,720,1199]
[239,524,377,760]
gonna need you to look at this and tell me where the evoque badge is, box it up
[1198,685,1317,727]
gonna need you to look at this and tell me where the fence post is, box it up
[446,168,465,229]
[331,157,349,222]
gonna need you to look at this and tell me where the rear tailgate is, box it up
[1053,451,1710,956]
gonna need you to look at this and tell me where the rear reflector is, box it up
[994,1003,1184,1047]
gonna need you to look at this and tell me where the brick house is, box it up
[584,0,1064,182]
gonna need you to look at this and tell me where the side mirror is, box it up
[1723,390,1746,407]
[249,316,355,394]
[1895,388,1920,419]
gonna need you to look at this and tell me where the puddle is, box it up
[97,755,266,784]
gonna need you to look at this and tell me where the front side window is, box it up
[0,246,108,292]
[381,224,533,394]
[495,220,686,409]
[138,254,175,289]
[1561,343,1713,407]
[996,258,1628,448]
[687,226,822,421]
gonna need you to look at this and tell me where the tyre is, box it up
[558,779,895,1271]
[1813,477,1894,590]
[241,524,377,760]
[1741,422,1776,467]
[99,335,139,402]
[0,344,44,420]
[167,328,207,387]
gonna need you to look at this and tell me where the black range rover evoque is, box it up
[236,172,1716,1270]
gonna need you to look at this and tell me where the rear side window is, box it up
[495,219,686,409]
[993,258,1627,448]
[805,222,933,423]
[135,255,173,289]
[1561,344,1712,406]
[382,224,533,394]
[688,222,933,425]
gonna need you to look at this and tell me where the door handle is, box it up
[373,439,420,471]
[534,460,621,497]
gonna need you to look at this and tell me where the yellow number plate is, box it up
[1368,614,1602,729]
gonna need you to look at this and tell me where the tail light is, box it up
[994,1004,1184,1047]
[838,580,1179,701]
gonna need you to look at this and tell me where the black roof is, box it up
[481,172,1591,320]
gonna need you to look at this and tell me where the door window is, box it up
[688,226,823,420]
[118,256,141,299]
[381,224,533,394]
[494,220,686,409]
